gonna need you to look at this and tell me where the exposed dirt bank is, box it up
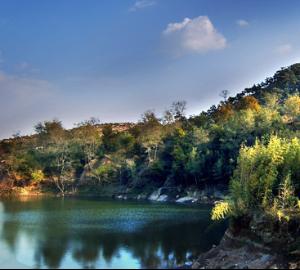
[192,229,286,269]
[192,214,300,269]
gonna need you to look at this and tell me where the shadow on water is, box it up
[0,198,227,269]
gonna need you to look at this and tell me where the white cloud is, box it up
[163,16,227,56]
[163,18,192,34]
[276,44,293,55]
[129,0,156,12]
[236,19,249,27]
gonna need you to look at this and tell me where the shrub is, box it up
[212,201,231,221]
[31,170,45,183]
[212,136,300,221]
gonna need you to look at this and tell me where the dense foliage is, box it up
[1,64,300,202]
[213,136,300,221]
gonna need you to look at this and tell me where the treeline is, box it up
[0,64,300,197]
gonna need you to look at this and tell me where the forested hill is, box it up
[1,63,300,196]
[205,63,300,117]
[241,63,300,98]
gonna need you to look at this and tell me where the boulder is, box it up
[157,194,168,202]
[176,196,195,203]
[149,189,161,201]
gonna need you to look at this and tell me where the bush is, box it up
[213,136,300,221]
[31,170,45,183]
[212,201,231,221]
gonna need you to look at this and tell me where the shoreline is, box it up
[192,229,287,269]
[0,186,227,206]
[3,193,296,269]
[192,213,300,269]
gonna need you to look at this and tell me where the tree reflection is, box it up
[0,199,226,269]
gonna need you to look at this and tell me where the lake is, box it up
[0,197,226,269]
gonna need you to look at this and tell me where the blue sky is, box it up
[0,0,300,138]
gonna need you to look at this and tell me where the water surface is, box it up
[0,197,226,269]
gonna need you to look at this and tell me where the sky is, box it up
[0,0,300,138]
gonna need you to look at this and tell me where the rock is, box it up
[148,187,227,204]
[262,232,273,244]
[148,189,170,202]
[157,194,168,202]
[149,189,161,201]
[176,196,195,203]
[192,227,289,269]
[116,194,128,200]
[137,194,147,200]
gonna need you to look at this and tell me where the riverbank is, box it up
[2,185,227,206]
[192,229,286,269]
[112,186,227,205]
[192,213,300,269]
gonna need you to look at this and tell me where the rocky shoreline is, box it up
[1,185,227,206]
[113,186,227,205]
[192,213,300,269]
[192,229,286,269]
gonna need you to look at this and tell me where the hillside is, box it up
[0,64,300,199]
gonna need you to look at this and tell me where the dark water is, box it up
[0,197,226,269]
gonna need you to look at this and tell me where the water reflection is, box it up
[0,202,3,235]
[0,198,226,269]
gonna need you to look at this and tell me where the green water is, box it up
[0,197,226,269]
